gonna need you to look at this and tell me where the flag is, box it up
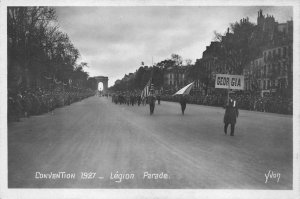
[173,82,194,96]
[141,78,152,99]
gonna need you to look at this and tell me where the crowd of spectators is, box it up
[161,92,293,115]
[8,87,95,122]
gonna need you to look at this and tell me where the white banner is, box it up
[215,74,244,90]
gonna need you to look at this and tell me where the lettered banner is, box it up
[215,74,244,90]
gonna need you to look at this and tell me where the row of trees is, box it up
[111,12,293,98]
[111,18,282,94]
[110,54,192,92]
[188,20,261,89]
[8,7,95,92]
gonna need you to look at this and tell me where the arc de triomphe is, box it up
[94,76,108,94]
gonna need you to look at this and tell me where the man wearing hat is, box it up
[148,91,156,115]
[179,95,187,115]
[224,95,239,136]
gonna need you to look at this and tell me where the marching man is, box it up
[148,92,156,115]
[179,95,187,115]
[224,95,239,136]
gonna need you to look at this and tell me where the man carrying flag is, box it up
[173,82,194,115]
[148,81,156,115]
[180,95,187,115]
[141,77,156,114]
[141,79,151,105]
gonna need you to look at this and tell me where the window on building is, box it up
[269,64,272,72]
[170,81,172,85]
[283,47,287,57]
[278,79,281,89]
[278,48,281,58]
[272,49,276,58]
[263,80,266,90]
[288,46,292,56]
[282,78,286,88]
[281,63,285,76]
[264,52,267,61]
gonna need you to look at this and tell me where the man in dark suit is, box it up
[179,95,187,115]
[224,96,239,136]
[148,93,156,115]
[157,94,161,105]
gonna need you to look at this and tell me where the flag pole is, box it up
[152,56,153,67]
[150,64,154,95]
[151,56,154,88]
[227,84,230,105]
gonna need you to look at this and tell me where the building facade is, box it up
[194,9,293,97]
[163,66,189,92]
[243,10,293,96]
[244,42,293,96]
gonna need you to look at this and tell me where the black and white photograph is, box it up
[0,0,299,199]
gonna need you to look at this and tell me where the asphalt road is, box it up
[8,96,293,189]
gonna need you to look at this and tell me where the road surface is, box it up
[8,96,293,189]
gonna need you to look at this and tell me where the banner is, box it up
[215,74,244,90]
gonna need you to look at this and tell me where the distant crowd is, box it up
[110,91,162,106]
[8,87,95,122]
[111,92,143,106]
[8,87,293,123]
[161,93,293,115]
[110,91,292,115]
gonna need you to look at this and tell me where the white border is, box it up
[0,0,299,199]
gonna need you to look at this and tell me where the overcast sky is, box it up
[55,6,292,87]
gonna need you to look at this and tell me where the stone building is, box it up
[193,9,293,97]
[163,66,188,90]
[244,42,293,96]
[193,41,225,95]
[257,9,293,42]
[243,10,293,96]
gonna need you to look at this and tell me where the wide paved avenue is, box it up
[8,96,293,189]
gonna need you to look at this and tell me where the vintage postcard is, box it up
[0,0,299,199]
